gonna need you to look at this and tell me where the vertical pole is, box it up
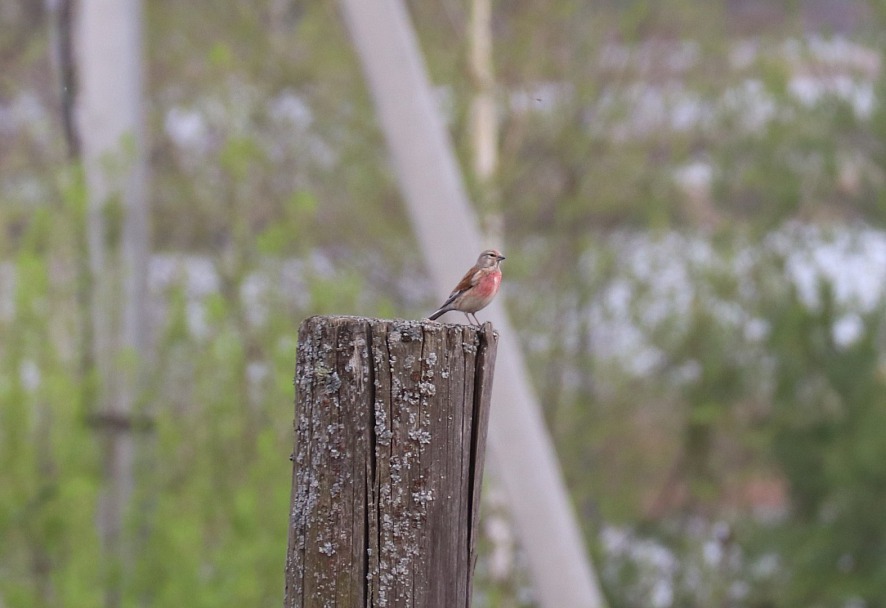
[75,1,148,605]
[283,316,498,607]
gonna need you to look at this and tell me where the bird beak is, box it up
[498,254,506,260]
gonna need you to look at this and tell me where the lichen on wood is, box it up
[283,316,498,608]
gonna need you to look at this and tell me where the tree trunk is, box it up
[75,1,149,605]
[468,0,502,242]
[283,316,498,607]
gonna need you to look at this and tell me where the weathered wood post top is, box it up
[283,315,499,608]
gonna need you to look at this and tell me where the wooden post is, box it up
[283,316,498,607]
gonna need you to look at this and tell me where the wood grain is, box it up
[283,316,498,608]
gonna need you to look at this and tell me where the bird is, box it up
[428,249,505,326]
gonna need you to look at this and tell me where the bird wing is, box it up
[436,267,481,310]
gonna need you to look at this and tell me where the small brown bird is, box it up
[428,249,505,326]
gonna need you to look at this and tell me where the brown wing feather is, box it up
[450,266,481,296]
[430,266,481,315]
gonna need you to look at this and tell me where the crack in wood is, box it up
[284,316,498,608]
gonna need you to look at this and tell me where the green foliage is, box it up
[256,191,317,256]
[0,186,340,606]
[0,209,102,608]
[760,280,886,606]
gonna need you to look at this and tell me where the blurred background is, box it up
[3,0,886,606]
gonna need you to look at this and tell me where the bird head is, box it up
[478,249,506,268]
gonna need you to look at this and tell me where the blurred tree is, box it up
[75,1,149,606]
[762,279,886,606]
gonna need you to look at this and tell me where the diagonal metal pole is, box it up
[338,1,606,606]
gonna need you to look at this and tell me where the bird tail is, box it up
[428,292,460,321]
[428,308,446,321]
